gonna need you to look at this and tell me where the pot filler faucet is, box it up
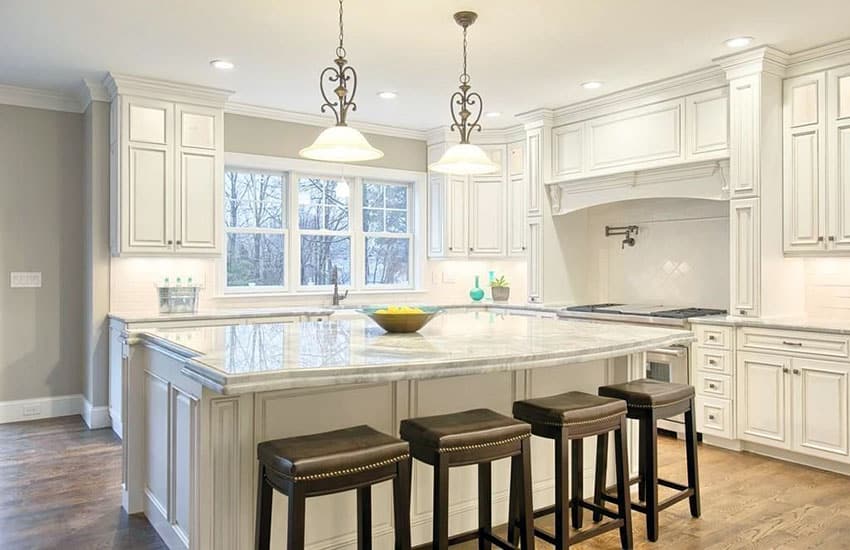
[605,225,640,249]
[331,267,349,306]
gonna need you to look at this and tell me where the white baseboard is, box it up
[110,407,124,439]
[0,394,83,424]
[82,398,112,429]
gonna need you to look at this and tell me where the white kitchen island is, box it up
[120,309,692,550]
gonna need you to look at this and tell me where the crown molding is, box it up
[0,83,82,113]
[226,101,426,141]
[75,77,110,111]
[784,37,850,77]
[713,46,790,80]
[515,108,554,129]
[104,73,233,107]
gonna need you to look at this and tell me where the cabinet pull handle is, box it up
[793,369,801,375]
[782,367,790,373]
[782,341,803,347]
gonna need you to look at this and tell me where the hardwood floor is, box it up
[3,416,850,548]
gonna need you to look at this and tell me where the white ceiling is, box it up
[1,0,849,131]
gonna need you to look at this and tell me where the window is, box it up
[363,181,412,286]
[224,170,286,289]
[222,157,421,295]
[298,176,351,286]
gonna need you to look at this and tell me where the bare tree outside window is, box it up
[298,176,352,286]
[363,181,412,286]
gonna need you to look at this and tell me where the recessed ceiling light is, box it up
[725,36,753,49]
[210,59,235,70]
[377,91,398,99]
[581,81,603,90]
[485,111,501,118]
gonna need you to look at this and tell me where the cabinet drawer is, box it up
[694,324,732,350]
[738,328,850,360]
[695,396,734,439]
[696,371,733,399]
[694,347,732,375]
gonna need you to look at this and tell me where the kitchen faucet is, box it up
[331,267,348,306]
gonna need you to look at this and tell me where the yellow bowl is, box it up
[358,307,442,333]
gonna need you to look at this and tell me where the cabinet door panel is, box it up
[794,359,849,460]
[784,129,825,251]
[469,177,505,256]
[828,66,850,251]
[507,141,527,256]
[427,172,446,257]
[128,146,172,250]
[526,129,542,216]
[446,176,468,256]
[729,76,759,198]
[589,100,682,171]
[737,352,790,448]
[527,218,542,303]
[730,198,760,316]
[178,152,218,250]
[180,111,216,149]
[686,88,729,158]
[129,102,168,144]
[552,124,583,179]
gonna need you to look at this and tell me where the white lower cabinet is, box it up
[736,350,850,462]
[695,395,734,439]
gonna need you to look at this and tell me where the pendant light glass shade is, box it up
[429,143,499,175]
[299,125,384,162]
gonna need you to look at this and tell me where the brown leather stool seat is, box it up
[255,425,411,550]
[400,409,534,549]
[598,379,694,411]
[596,379,701,543]
[511,391,633,549]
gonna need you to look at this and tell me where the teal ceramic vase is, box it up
[469,275,485,302]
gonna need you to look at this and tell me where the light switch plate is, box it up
[10,272,42,288]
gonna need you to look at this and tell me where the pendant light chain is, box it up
[460,25,469,84]
[336,0,346,59]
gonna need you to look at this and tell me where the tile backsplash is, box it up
[804,258,850,319]
[583,198,730,308]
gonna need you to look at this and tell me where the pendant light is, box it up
[429,11,499,176]
[300,0,383,162]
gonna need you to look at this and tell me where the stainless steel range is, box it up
[558,303,726,436]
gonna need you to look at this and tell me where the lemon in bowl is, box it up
[358,305,442,333]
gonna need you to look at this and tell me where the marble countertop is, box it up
[134,310,693,395]
[689,314,850,335]
[109,302,560,325]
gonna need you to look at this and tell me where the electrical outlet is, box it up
[22,405,41,417]
[10,272,42,288]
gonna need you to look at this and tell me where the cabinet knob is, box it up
[469,247,473,251]
[167,240,173,245]
[708,383,717,389]
[708,414,716,421]
[783,367,790,374]
[708,359,717,365]
[176,240,182,245]
[829,236,836,242]
[522,246,526,250]
[449,247,453,251]
[739,309,747,315]
[818,236,825,242]
[707,335,716,341]
[793,368,801,375]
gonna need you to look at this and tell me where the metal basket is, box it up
[156,285,201,314]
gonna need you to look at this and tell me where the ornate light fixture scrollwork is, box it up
[429,11,500,176]
[300,0,383,163]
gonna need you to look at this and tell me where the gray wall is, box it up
[0,104,84,401]
[224,114,426,172]
[82,101,110,408]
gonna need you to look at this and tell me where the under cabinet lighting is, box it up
[210,59,235,70]
[725,36,753,48]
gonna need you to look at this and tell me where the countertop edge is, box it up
[688,315,850,335]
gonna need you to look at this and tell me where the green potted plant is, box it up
[490,275,510,302]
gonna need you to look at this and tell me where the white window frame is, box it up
[223,168,289,294]
[219,153,427,297]
[360,180,415,290]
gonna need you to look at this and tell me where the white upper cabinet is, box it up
[548,89,728,183]
[729,75,760,198]
[782,63,850,255]
[107,75,230,257]
[427,142,524,259]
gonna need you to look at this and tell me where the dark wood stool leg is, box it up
[393,458,412,550]
[685,400,702,518]
[555,429,570,550]
[507,456,519,546]
[643,414,660,542]
[287,482,306,550]
[571,438,583,529]
[592,431,609,523]
[518,437,535,550]
[614,418,634,550]
[637,419,647,503]
[255,465,273,550]
[478,462,492,550]
[357,486,372,550]
[433,453,450,550]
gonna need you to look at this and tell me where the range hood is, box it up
[545,159,729,216]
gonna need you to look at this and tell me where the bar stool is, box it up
[255,425,412,550]
[511,391,633,549]
[597,379,700,542]
[399,408,534,550]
